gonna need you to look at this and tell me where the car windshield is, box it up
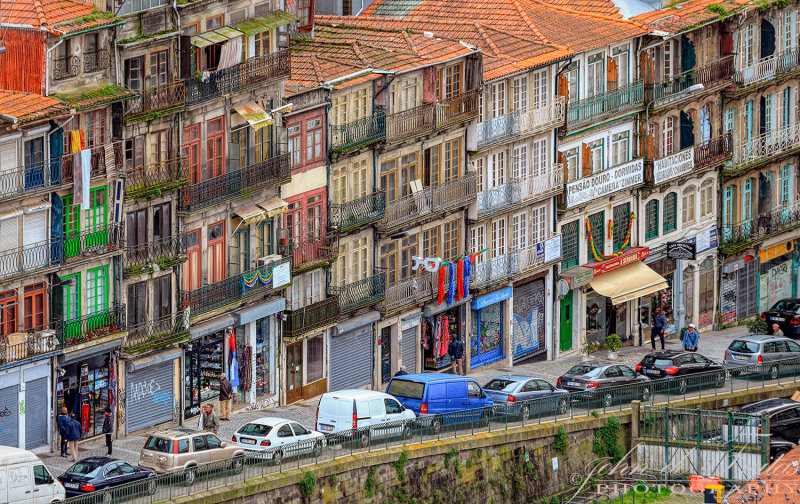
[771,300,800,312]
[641,356,675,366]
[483,379,517,392]
[144,436,172,453]
[238,423,272,436]
[566,365,601,377]
[728,340,760,354]
[387,379,425,400]
[65,462,102,478]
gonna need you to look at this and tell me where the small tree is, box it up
[604,333,622,353]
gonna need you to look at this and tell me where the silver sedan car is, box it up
[483,374,569,419]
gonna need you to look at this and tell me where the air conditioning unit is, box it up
[257,254,282,268]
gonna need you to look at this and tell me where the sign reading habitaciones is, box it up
[653,148,694,184]
[566,158,644,208]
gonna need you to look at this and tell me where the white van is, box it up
[315,390,416,445]
[0,446,65,504]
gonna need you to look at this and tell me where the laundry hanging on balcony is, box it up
[217,35,242,70]
[233,102,273,131]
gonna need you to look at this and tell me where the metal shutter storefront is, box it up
[0,386,18,446]
[25,377,48,449]
[126,361,174,433]
[330,325,372,392]
[512,279,546,362]
[401,328,416,372]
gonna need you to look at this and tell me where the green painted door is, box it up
[62,273,81,344]
[85,186,108,250]
[560,290,573,352]
[63,195,81,259]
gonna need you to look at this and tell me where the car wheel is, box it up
[520,404,531,421]
[146,478,157,496]
[557,398,568,415]
[640,387,651,402]
[602,393,613,408]
[677,379,688,395]
[770,366,779,380]
[430,418,441,435]
[272,449,284,466]
[402,422,412,440]
[715,372,726,388]
[231,455,244,474]
[313,441,323,457]
[184,467,196,487]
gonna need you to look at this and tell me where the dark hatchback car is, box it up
[556,362,651,407]
[483,375,569,419]
[761,299,800,336]
[636,350,726,393]
[58,457,155,499]
[738,398,800,461]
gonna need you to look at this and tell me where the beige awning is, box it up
[233,102,273,131]
[234,206,269,226]
[259,198,287,217]
[190,27,245,47]
[589,261,668,305]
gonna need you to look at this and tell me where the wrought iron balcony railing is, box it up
[431,173,477,212]
[178,171,243,212]
[731,123,800,169]
[695,133,733,170]
[61,303,127,348]
[0,160,60,202]
[125,81,186,122]
[384,272,435,312]
[125,157,189,199]
[179,257,290,317]
[284,234,337,273]
[53,55,79,80]
[63,223,123,262]
[0,237,62,282]
[123,312,190,355]
[0,329,59,366]
[331,272,386,314]
[566,81,644,130]
[284,296,340,339]
[470,241,555,290]
[242,153,291,191]
[83,49,110,73]
[329,191,386,232]
[62,142,123,183]
[185,50,290,106]
[435,89,479,129]
[734,48,800,87]
[651,57,735,107]
[476,166,563,217]
[330,113,386,154]
[383,174,477,230]
[477,97,565,149]
[123,234,188,277]
[721,201,800,253]
[385,103,436,143]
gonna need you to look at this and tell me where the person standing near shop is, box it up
[219,373,233,421]
[651,307,666,351]
[57,407,70,457]
[102,407,113,455]
[683,323,699,352]
[448,337,465,375]
[67,413,82,462]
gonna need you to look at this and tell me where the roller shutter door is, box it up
[25,377,48,449]
[330,325,372,391]
[401,328,416,372]
[0,386,18,447]
[125,361,174,433]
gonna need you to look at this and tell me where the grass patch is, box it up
[298,471,317,498]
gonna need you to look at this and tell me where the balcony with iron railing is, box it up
[53,55,79,81]
[83,49,110,73]
[566,81,644,131]
[179,256,291,318]
[0,329,59,367]
[62,142,123,183]
[476,97,566,150]
[733,48,800,88]
[124,81,186,123]
[284,296,340,339]
[720,201,800,254]
[476,165,563,219]
[470,240,558,290]
[123,311,190,355]
[651,57,735,108]
[382,174,477,231]
[178,171,243,212]
[330,271,386,314]
[436,89,479,129]
[0,237,62,282]
[242,153,291,192]
[63,223,123,263]
[330,113,386,155]
[281,234,338,273]
[383,271,436,313]
[125,157,189,199]
[123,234,188,277]
[385,103,436,143]
[61,303,127,349]
[0,159,61,202]
[727,123,800,175]
[329,191,386,232]
[645,134,733,185]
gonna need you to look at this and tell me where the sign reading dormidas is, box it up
[566,158,643,208]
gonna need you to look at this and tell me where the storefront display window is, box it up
[422,309,458,370]
[255,317,270,398]
[184,333,223,417]
[586,291,606,343]
[62,355,109,439]
[307,335,324,383]
[470,303,503,367]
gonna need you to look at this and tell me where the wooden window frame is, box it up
[23,283,46,332]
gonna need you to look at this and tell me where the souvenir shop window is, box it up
[255,317,270,398]
[422,312,455,370]
[307,335,324,383]
[470,303,503,366]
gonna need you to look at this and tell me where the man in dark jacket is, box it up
[394,365,408,377]
[201,404,220,434]
[651,307,667,351]
[57,407,70,457]
[219,373,233,421]
[67,413,82,462]
[102,407,113,455]
[448,338,465,376]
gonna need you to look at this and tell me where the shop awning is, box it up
[233,102,273,130]
[259,197,287,217]
[190,26,245,47]
[233,10,298,37]
[234,206,269,226]
[589,261,668,305]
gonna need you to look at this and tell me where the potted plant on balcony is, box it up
[581,339,600,362]
[604,333,622,360]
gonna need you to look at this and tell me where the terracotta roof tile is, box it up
[0,90,68,125]
[537,0,621,17]
[52,82,137,111]
[726,445,800,504]
[0,0,120,35]
[632,0,750,33]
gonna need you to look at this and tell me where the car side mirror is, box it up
[400,405,406,412]
[47,476,54,484]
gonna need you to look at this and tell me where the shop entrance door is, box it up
[560,291,573,351]
[286,341,303,404]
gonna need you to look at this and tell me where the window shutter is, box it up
[51,194,63,265]
[606,57,618,90]
[24,210,46,246]
[0,214,18,254]
[179,36,192,80]
[49,128,63,185]
[557,151,567,183]
[581,143,592,177]
[558,74,569,101]
[639,51,654,84]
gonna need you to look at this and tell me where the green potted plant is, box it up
[604,333,622,359]
[581,339,600,362]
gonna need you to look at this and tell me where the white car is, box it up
[231,417,325,464]
[315,389,416,446]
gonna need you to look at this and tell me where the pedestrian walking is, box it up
[219,373,232,421]
[200,404,219,434]
[448,337,465,376]
[772,323,785,337]
[651,307,666,351]
[57,407,70,457]
[394,365,408,377]
[683,323,699,352]
[102,407,113,455]
[67,413,82,462]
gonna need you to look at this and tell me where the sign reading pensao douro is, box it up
[566,158,643,208]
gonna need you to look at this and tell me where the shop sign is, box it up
[666,241,696,260]
[544,235,562,264]
[400,314,421,331]
[586,247,650,276]
[560,267,594,289]
[272,260,291,288]
[653,148,694,184]
[471,287,513,311]
[689,227,718,254]
[565,158,643,208]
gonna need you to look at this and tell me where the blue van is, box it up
[385,373,493,432]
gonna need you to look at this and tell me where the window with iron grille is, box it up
[612,203,630,253]
[663,192,677,233]
[561,220,579,270]
[586,211,604,261]
[645,200,659,241]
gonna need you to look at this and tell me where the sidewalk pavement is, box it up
[38,324,751,474]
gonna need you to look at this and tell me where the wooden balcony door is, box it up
[286,340,303,404]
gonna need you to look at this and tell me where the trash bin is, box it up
[704,484,724,503]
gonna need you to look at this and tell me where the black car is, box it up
[761,299,800,336]
[738,398,800,461]
[636,350,726,394]
[58,457,155,500]
[556,362,651,407]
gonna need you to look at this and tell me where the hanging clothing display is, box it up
[437,267,446,305]
[447,262,456,306]
[239,344,252,392]
[422,309,460,370]
[456,258,464,300]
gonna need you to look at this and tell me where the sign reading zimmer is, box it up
[566,158,643,208]
[653,148,694,184]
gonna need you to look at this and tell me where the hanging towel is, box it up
[229,349,240,388]
[456,258,464,301]
[439,315,450,358]
[437,265,446,305]
[70,130,82,153]
[81,149,91,204]
[463,256,472,294]
[73,152,83,205]
[447,261,456,306]
[217,37,242,70]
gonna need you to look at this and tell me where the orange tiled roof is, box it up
[0,0,120,35]
[0,90,69,125]
[726,445,800,504]
[537,0,621,18]
[632,0,750,33]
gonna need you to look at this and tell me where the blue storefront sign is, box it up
[471,287,513,311]
[470,287,513,368]
[688,227,718,254]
